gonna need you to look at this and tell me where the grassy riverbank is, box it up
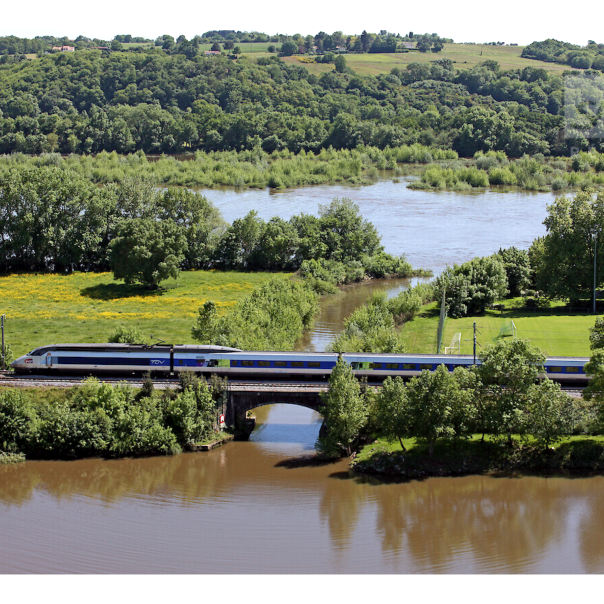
[400,297,598,357]
[352,435,604,479]
[1,270,291,357]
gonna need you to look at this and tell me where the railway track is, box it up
[0,371,588,396]
[0,372,330,391]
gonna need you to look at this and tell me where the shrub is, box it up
[488,167,517,185]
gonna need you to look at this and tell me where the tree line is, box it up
[2,48,601,157]
[318,339,581,458]
[0,166,413,287]
[522,39,604,71]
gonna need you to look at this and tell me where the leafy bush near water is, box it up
[0,377,225,460]
[328,283,434,353]
[192,277,319,350]
[410,150,604,192]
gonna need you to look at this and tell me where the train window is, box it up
[548,366,563,373]
[565,366,579,373]
[242,360,254,367]
[402,363,416,370]
[420,364,433,370]
[386,363,399,370]
[307,362,321,368]
[291,362,304,368]
[258,361,270,367]
[275,361,287,368]
[370,363,382,369]
[230,360,238,367]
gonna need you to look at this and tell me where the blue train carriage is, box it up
[543,356,589,383]
[344,353,476,380]
[211,351,339,378]
[344,353,591,384]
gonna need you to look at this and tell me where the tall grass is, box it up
[0,144,457,189]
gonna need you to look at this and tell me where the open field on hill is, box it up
[1,271,291,357]
[400,298,600,357]
[282,43,572,76]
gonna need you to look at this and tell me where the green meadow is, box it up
[1,271,291,357]
[282,43,571,77]
[400,298,599,357]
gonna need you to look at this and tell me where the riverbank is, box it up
[351,435,604,479]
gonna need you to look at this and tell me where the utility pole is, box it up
[1,314,5,371]
[594,232,598,315]
[472,322,483,365]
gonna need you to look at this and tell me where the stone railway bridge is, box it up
[225,383,327,426]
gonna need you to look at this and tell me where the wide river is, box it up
[4,179,603,574]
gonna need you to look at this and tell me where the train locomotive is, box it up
[10,343,590,385]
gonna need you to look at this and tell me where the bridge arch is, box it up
[226,389,324,426]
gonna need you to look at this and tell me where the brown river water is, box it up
[4,180,603,574]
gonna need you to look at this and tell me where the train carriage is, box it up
[10,344,591,385]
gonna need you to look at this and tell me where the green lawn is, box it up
[400,297,600,357]
[0,271,291,357]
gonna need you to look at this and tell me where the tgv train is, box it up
[10,343,591,384]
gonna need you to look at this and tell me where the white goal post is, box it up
[444,332,461,354]
[498,320,517,339]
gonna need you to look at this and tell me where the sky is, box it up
[0,29,604,46]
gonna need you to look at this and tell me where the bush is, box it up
[488,167,517,185]
[108,325,147,344]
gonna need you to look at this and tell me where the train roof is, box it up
[28,343,242,354]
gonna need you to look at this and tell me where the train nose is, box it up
[10,356,31,371]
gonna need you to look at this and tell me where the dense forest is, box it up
[1,46,601,157]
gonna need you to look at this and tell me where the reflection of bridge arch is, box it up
[226,387,325,426]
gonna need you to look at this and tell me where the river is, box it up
[4,179,602,574]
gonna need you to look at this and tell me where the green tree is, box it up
[166,380,217,445]
[316,357,368,457]
[109,218,187,289]
[191,301,223,345]
[478,338,546,444]
[375,376,410,450]
[497,247,532,297]
[406,365,466,455]
[334,55,347,73]
[590,317,604,349]
[537,189,604,303]
[435,255,508,317]
[524,380,572,447]
[279,41,298,57]
[318,198,382,262]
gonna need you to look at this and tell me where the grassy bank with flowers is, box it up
[1,270,291,357]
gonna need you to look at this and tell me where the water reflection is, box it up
[2,409,604,572]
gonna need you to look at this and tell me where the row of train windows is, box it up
[231,360,323,368]
[228,361,583,373]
